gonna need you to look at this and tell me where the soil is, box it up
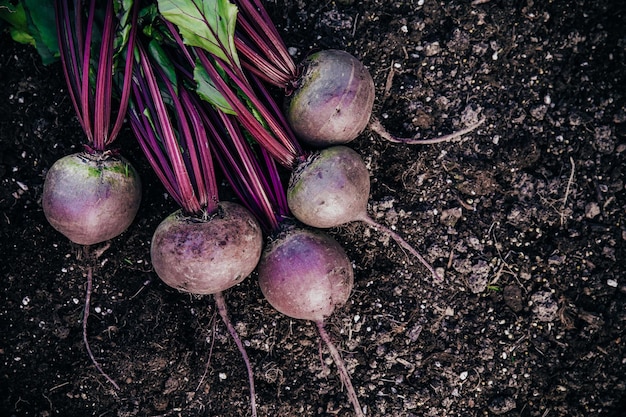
[1,1,625,416]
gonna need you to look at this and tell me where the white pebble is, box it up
[607,279,618,288]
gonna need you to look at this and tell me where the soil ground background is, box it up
[1,1,625,416]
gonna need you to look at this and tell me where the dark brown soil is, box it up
[1,1,625,416]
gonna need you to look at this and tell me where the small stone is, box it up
[585,202,601,219]
[407,324,422,342]
[530,105,548,120]
[548,254,566,265]
[467,260,490,293]
[593,125,615,154]
[424,41,441,56]
[530,291,559,322]
[467,274,489,294]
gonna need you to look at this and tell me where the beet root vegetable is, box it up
[46,0,140,390]
[285,49,375,147]
[151,202,263,295]
[232,2,486,147]
[287,145,442,281]
[284,49,485,147]
[257,226,364,416]
[42,152,141,246]
[287,146,369,229]
[150,202,263,417]
[258,226,353,322]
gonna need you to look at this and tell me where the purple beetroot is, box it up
[257,226,364,417]
[233,0,484,147]
[41,0,140,390]
[285,49,375,147]
[43,153,141,246]
[151,202,263,296]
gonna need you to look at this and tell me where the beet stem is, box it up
[316,321,365,417]
[369,117,486,145]
[214,291,258,417]
[82,266,120,390]
[358,214,443,282]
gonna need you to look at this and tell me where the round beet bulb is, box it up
[287,146,370,229]
[42,152,142,246]
[151,201,263,295]
[286,50,375,147]
[287,145,441,280]
[257,226,354,322]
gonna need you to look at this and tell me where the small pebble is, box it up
[530,291,559,322]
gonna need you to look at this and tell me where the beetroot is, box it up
[45,0,140,390]
[151,202,263,295]
[288,145,441,280]
[150,202,263,417]
[286,50,375,147]
[287,146,369,229]
[44,0,141,247]
[42,152,141,246]
[128,38,272,415]
[258,226,353,322]
[257,226,364,416]
[233,2,486,148]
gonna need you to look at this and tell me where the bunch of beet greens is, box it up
[35,0,488,414]
[155,1,442,283]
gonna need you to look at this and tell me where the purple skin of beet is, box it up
[286,49,375,147]
[287,145,370,229]
[257,226,354,323]
[42,152,142,246]
[151,201,263,295]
